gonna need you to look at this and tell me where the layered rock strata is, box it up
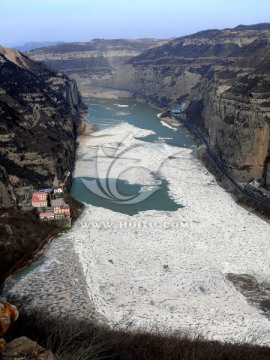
[28,25,270,183]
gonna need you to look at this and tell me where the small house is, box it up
[39,212,55,221]
[53,185,64,195]
[31,192,48,208]
[53,203,71,219]
[171,105,182,115]
[51,198,70,218]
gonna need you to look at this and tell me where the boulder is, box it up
[3,336,43,356]
[2,336,56,359]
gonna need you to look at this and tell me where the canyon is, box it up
[28,24,270,185]
[2,25,270,349]
[6,104,270,346]
[28,38,168,97]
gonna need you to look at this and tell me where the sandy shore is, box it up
[158,113,181,127]
[5,122,270,345]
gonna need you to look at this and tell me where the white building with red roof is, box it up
[31,191,48,208]
[39,212,55,221]
[53,185,64,195]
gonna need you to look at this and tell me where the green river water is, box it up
[70,98,195,215]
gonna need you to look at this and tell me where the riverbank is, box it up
[5,119,270,346]
[157,112,181,129]
[0,210,60,290]
[0,194,84,291]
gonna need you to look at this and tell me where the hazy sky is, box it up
[1,0,269,45]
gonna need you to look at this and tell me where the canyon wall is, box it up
[28,39,168,97]
[0,46,84,208]
[201,56,270,182]
[28,25,270,184]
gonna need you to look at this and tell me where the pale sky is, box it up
[0,0,269,45]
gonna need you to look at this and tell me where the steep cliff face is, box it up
[0,46,83,208]
[195,36,270,183]
[106,27,269,103]
[101,26,270,184]
[28,39,168,97]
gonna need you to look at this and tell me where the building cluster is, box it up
[31,185,71,221]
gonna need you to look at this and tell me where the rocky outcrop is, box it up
[0,46,84,208]
[0,300,55,359]
[2,337,56,360]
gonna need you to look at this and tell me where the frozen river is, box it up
[5,99,270,345]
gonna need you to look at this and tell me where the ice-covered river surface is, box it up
[5,99,270,345]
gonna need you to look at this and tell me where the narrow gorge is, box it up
[28,24,270,186]
[2,22,270,355]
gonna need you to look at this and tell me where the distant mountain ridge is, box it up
[233,23,270,31]
[27,38,169,96]
[16,41,65,52]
